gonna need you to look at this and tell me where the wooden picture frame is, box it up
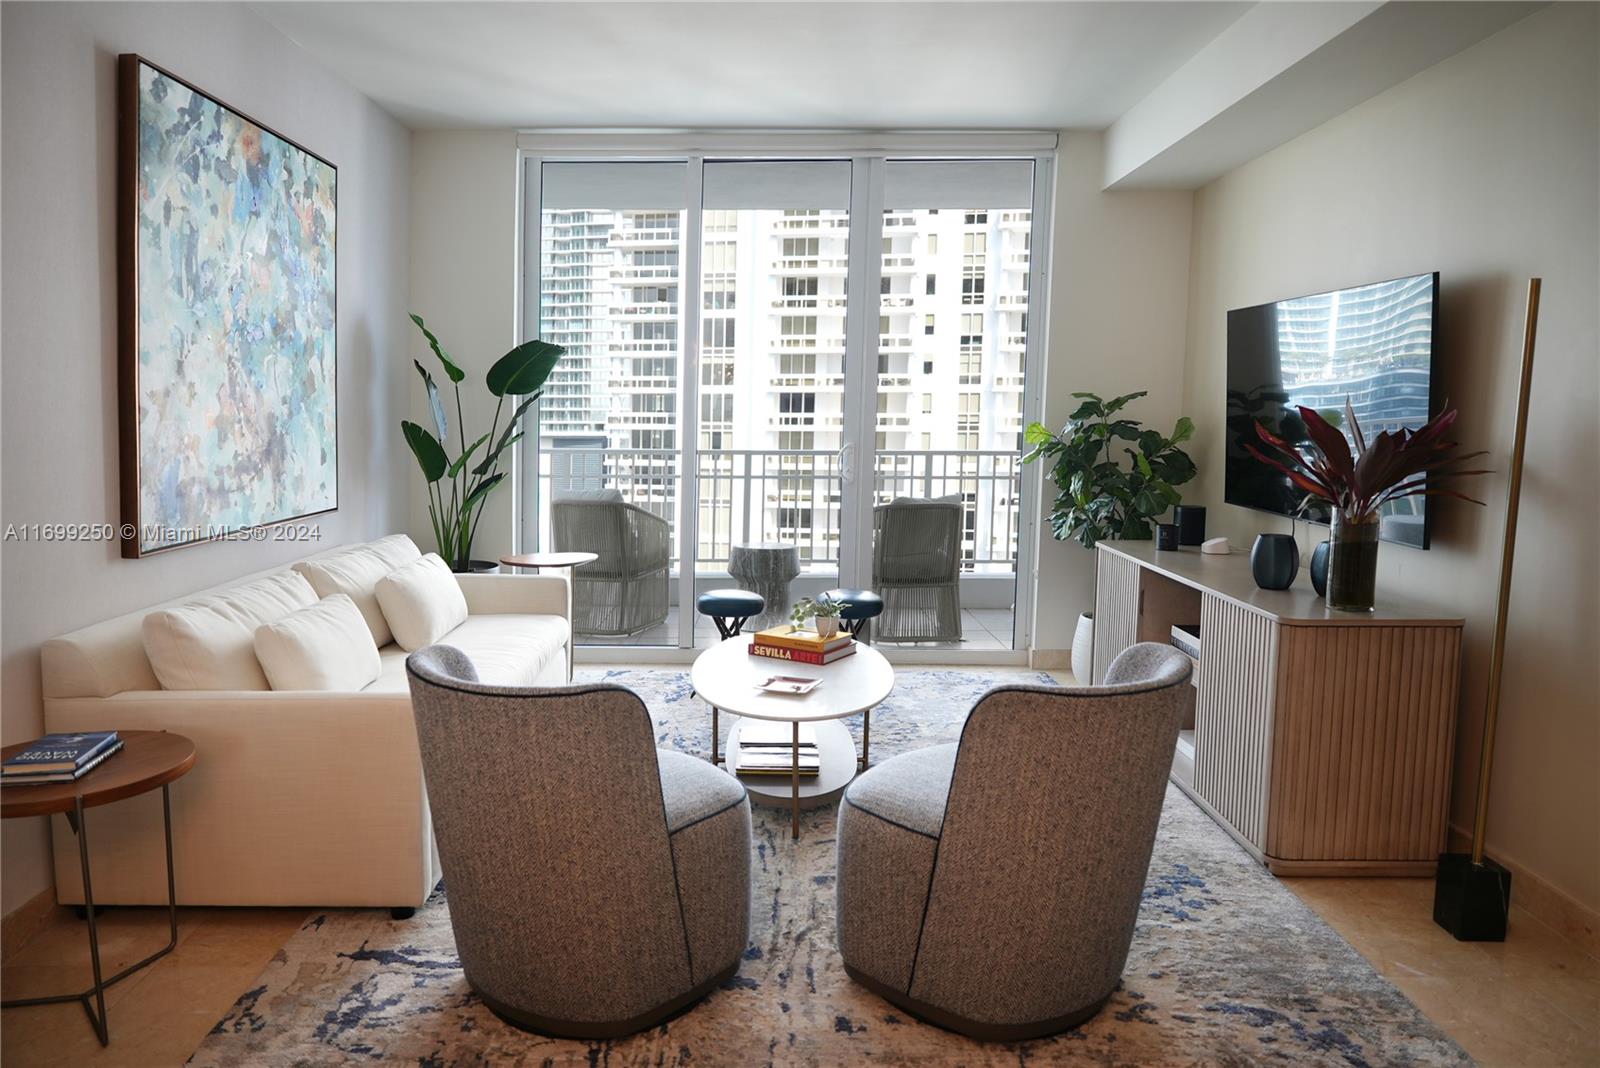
[118,54,338,558]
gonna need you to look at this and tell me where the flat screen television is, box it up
[1225,272,1440,549]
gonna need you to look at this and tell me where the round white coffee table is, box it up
[691,636,894,839]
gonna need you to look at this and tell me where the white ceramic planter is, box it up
[814,617,841,639]
[1071,612,1094,684]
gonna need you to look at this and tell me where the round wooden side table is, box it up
[499,551,598,575]
[0,730,196,1046]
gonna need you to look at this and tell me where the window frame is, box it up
[517,136,1055,661]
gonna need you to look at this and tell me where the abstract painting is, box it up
[118,55,337,557]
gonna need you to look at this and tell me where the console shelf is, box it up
[1094,540,1464,877]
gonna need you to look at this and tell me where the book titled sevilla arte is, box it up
[2,732,123,783]
[749,641,857,666]
[752,626,852,653]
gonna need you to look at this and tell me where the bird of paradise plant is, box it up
[1243,399,1489,609]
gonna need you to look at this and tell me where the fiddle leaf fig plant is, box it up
[401,313,563,571]
[1023,390,1197,549]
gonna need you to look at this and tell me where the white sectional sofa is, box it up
[39,536,571,912]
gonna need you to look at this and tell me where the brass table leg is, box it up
[711,705,720,765]
[791,721,800,840]
[861,709,871,771]
[3,786,180,1045]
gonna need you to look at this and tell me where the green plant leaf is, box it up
[1023,422,1057,446]
[414,361,447,440]
[1171,415,1195,444]
[409,313,465,384]
[472,432,522,477]
[487,339,564,397]
[1102,390,1148,414]
[460,472,505,515]
[447,433,490,479]
[402,421,448,482]
[1068,398,1104,421]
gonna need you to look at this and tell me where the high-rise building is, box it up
[538,204,1030,572]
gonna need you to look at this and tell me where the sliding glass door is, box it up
[535,162,687,645]
[526,151,1048,655]
[693,161,854,637]
[869,160,1036,648]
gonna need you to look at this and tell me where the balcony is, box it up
[536,446,1021,650]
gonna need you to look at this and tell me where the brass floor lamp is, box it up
[1433,277,1541,942]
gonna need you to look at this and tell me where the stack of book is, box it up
[734,720,820,778]
[749,625,856,665]
[1,731,123,786]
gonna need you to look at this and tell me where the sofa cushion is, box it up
[375,554,469,651]
[141,570,319,690]
[293,535,421,646]
[253,594,382,691]
[436,615,569,687]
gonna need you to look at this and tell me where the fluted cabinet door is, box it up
[1265,624,1462,866]
[1192,593,1278,853]
[1091,551,1141,684]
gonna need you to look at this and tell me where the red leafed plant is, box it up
[1245,400,1490,523]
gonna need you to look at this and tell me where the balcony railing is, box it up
[538,447,1021,576]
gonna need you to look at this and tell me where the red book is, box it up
[749,640,857,666]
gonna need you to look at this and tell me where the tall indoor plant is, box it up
[1244,400,1488,610]
[402,314,564,572]
[1023,390,1197,547]
[1023,391,1196,682]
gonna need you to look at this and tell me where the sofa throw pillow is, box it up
[142,570,319,690]
[375,553,469,652]
[293,535,422,646]
[253,594,382,691]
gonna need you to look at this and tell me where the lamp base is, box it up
[1433,853,1511,941]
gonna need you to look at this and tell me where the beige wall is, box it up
[1031,132,1194,653]
[1183,5,1599,914]
[0,3,413,915]
[405,131,524,565]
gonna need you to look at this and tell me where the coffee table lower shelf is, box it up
[727,719,859,819]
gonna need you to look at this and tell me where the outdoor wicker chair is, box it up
[551,489,671,637]
[872,495,964,642]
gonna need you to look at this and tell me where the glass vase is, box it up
[1327,511,1379,611]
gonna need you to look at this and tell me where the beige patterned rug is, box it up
[189,668,1469,1066]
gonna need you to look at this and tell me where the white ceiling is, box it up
[252,1,1252,130]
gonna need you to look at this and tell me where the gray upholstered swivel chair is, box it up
[834,643,1192,1040]
[406,645,751,1039]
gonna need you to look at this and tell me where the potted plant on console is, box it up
[1244,400,1488,611]
[402,314,564,573]
[1022,391,1197,681]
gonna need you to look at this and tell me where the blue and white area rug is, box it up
[190,668,1468,1067]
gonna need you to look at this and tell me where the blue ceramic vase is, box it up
[1250,533,1299,590]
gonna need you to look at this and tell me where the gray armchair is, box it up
[872,495,964,642]
[551,488,671,637]
[834,643,1192,1040]
[406,645,751,1038]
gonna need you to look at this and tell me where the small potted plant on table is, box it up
[790,597,844,639]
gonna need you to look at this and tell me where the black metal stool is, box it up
[823,588,885,645]
[695,588,766,640]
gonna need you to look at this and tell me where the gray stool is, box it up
[728,543,800,632]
